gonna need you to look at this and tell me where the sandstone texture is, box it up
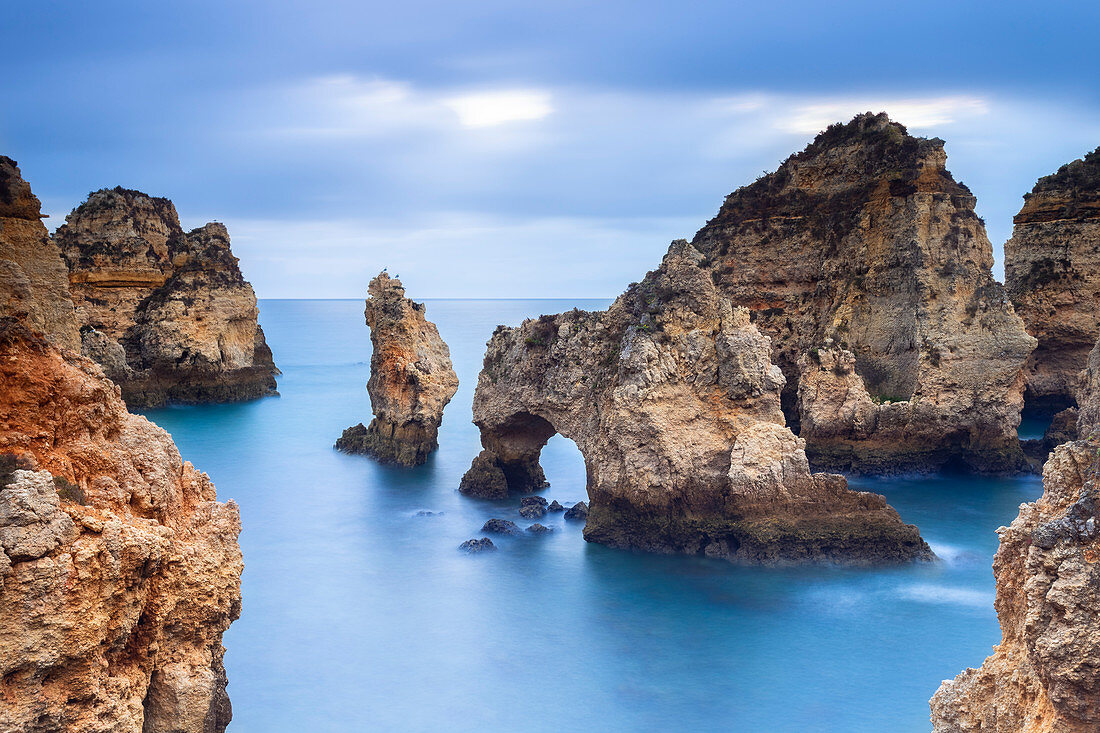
[0,165,242,732]
[460,240,931,564]
[54,187,278,407]
[691,113,1035,473]
[1006,147,1100,410]
[930,439,1100,732]
[0,157,79,352]
[336,272,459,466]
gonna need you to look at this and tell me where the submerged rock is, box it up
[459,537,496,553]
[930,440,1100,731]
[526,523,553,534]
[563,501,588,521]
[336,272,459,467]
[0,167,242,733]
[1006,147,1100,410]
[459,239,931,565]
[481,518,521,536]
[692,113,1034,474]
[518,504,547,520]
[547,500,565,512]
[53,187,278,406]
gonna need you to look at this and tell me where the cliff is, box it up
[1005,147,1100,411]
[460,240,931,564]
[336,272,459,466]
[0,165,242,732]
[691,113,1035,473]
[930,439,1100,732]
[54,188,278,407]
[0,157,80,352]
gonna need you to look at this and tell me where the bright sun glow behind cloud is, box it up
[441,90,553,127]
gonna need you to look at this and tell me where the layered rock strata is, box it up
[930,439,1100,732]
[1006,147,1100,411]
[460,240,931,564]
[0,164,242,732]
[691,113,1035,473]
[54,187,278,407]
[336,273,459,466]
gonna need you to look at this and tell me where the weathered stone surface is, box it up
[930,440,1100,732]
[1079,339,1100,436]
[690,113,1034,474]
[459,537,496,553]
[526,523,553,534]
[1006,147,1100,410]
[460,239,931,564]
[564,501,588,521]
[0,321,242,733]
[481,518,521,536]
[547,500,564,512]
[0,157,80,352]
[53,187,278,407]
[336,272,459,466]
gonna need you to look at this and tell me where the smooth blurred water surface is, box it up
[140,299,1043,733]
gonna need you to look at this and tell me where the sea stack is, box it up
[336,272,459,466]
[0,159,242,733]
[691,112,1035,474]
[1006,146,1100,413]
[53,187,278,407]
[459,240,931,565]
[929,439,1100,732]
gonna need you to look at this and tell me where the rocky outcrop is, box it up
[930,439,1100,732]
[691,113,1035,474]
[459,240,931,564]
[1078,339,1100,436]
[0,157,80,352]
[1006,147,1100,411]
[336,273,459,466]
[0,169,242,731]
[53,187,278,407]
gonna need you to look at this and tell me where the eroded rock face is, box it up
[0,157,80,352]
[460,240,931,564]
[691,113,1035,473]
[930,440,1100,732]
[1006,147,1100,410]
[0,168,242,733]
[336,273,459,466]
[54,187,278,407]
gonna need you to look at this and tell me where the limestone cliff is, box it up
[460,240,931,564]
[0,170,242,732]
[930,439,1100,732]
[54,187,278,407]
[336,273,459,466]
[0,157,80,352]
[1006,147,1100,411]
[691,113,1035,473]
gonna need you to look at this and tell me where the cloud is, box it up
[441,90,553,128]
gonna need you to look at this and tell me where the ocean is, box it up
[139,299,1043,732]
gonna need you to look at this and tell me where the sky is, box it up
[4,0,1100,298]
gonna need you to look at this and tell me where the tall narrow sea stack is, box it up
[53,187,278,407]
[1005,147,1100,411]
[930,439,1100,732]
[460,240,931,565]
[0,159,242,733]
[336,272,459,466]
[691,112,1035,473]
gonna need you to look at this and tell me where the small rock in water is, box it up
[527,523,553,534]
[547,500,565,512]
[520,496,548,508]
[459,537,496,553]
[481,518,521,536]
[518,504,546,519]
[564,501,588,520]
[415,510,442,517]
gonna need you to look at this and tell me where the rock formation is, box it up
[1006,147,1100,412]
[53,187,278,407]
[335,272,459,466]
[0,157,80,352]
[459,240,931,564]
[930,439,1100,732]
[0,159,242,732]
[691,112,1035,473]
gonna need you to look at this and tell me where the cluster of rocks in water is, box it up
[459,497,589,551]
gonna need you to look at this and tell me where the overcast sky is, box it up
[5,0,1100,297]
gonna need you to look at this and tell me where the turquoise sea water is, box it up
[140,299,1043,733]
